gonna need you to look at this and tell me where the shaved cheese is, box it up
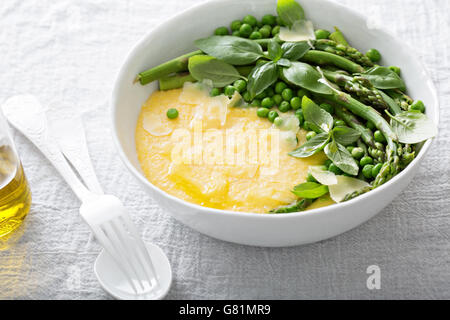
[143,112,173,136]
[328,175,370,203]
[279,20,315,42]
[179,81,209,105]
[309,165,337,185]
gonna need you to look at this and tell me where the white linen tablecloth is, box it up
[0,0,449,299]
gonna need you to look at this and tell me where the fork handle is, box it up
[2,95,95,202]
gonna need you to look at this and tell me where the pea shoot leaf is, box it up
[188,55,243,87]
[302,96,334,132]
[324,140,359,176]
[282,62,333,95]
[332,126,361,146]
[289,132,330,158]
[388,111,437,144]
[247,61,279,99]
[194,36,264,65]
[292,182,329,199]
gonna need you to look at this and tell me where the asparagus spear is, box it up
[269,198,313,213]
[329,27,349,46]
[314,39,374,67]
[301,50,365,73]
[334,105,376,148]
[385,89,413,111]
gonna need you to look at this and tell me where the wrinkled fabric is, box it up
[0,0,449,299]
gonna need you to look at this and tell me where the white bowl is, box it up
[111,0,439,247]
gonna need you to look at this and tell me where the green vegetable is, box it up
[269,198,312,213]
[166,108,179,119]
[243,15,258,27]
[319,103,334,114]
[268,110,279,122]
[314,29,330,40]
[329,27,349,46]
[324,140,359,175]
[268,39,283,61]
[292,182,329,199]
[362,164,374,179]
[259,27,271,38]
[306,172,318,182]
[389,66,401,75]
[274,117,284,127]
[290,96,301,110]
[158,73,196,90]
[328,163,342,175]
[306,131,317,140]
[247,61,279,98]
[262,14,277,26]
[261,97,274,108]
[332,126,361,146]
[250,31,263,39]
[361,66,406,90]
[272,25,281,36]
[214,26,229,36]
[257,107,270,118]
[239,23,253,37]
[301,50,365,73]
[275,81,288,93]
[210,87,221,96]
[252,99,261,106]
[188,55,243,87]
[334,105,375,148]
[230,20,242,31]
[372,163,383,177]
[410,100,425,113]
[282,88,294,101]
[273,94,283,105]
[279,101,291,112]
[277,0,305,27]
[387,110,437,144]
[282,62,334,95]
[366,48,381,62]
[281,41,311,60]
[374,130,386,143]
[359,156,373,166]
[224,85,237,97]
[301,96,333,133]
[233,79,247,92]
[314,39,373,67]
[351,147,364,159]
[136,50,202,85]
[289,132,330,158]
[194,36,264,65]
[334,119,346,127]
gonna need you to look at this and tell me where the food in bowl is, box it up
[134,0,437,214]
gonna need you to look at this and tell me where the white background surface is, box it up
[0,0,449,299]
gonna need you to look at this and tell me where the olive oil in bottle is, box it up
[0,145,31,238]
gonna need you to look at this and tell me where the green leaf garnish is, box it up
[289,132,330,158]
[302,96,334,132]
[362,66,406,90]
[277,0,306,27]
[188,55,244,87]
[387,110,437,144]
[194,36,264,65]
[332,126,361,146]
[281,41,311,60]
[324,140,359,176]
[247,61,279,98]
[267,39,283,62]
[282,62,333,95]
[292,182,329,199]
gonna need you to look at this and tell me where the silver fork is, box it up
[2,95,171,299]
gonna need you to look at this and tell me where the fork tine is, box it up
[119,214,159,288]
[91,224,139,294]
[101,222,147,292]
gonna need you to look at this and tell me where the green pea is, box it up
[389,66,401,75]
[232,30,240,37]
[275,81,287,94]
[230,20,242,31]
[347,146,354,153]
[366,48,381,62]
[166,108,179,119]
[224,85,236,97]
[239,23,253,37]
[360,156,373,167]
[281,88,294,101]
[255,90,267,100]
[279,101,291,112]
[295,109,304,125]
[324,159,332,168]
[410,100,425,113]
[290,97,301,110]
[243,15,257,26]
[255,59,268,67]
[264,87,275,97]
[261,14,276,26]
[274,117,284,127]
[314,29,331,39]
[334,119,346,127]
[259,27,271,38]
[306,172,317,183]
[351,147,364,159]
[271,25,281,36]
[329,163,343,175]
[273,94,283,106]
[257,107,270,118]
[242,91,252,102]
[214,26,229,36]
[261,97,274,108]
[372,163,383,177]
[366,121,376,130]
[252,99,261,107]
[256,21,263,28]
[362,164,374,179]
[233,79,247,92]
[306,131,316,140]
[261,24,272,32]
[297,89,308,98]
[268,110,279,123]
[374,130,386,143]
[302,121,311,131]
[249,31,262,39]
[210,88,221,97]
[320,103,334,114]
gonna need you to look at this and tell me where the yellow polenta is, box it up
[135,85,334,213]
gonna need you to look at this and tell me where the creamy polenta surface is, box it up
[135,84,334,213]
